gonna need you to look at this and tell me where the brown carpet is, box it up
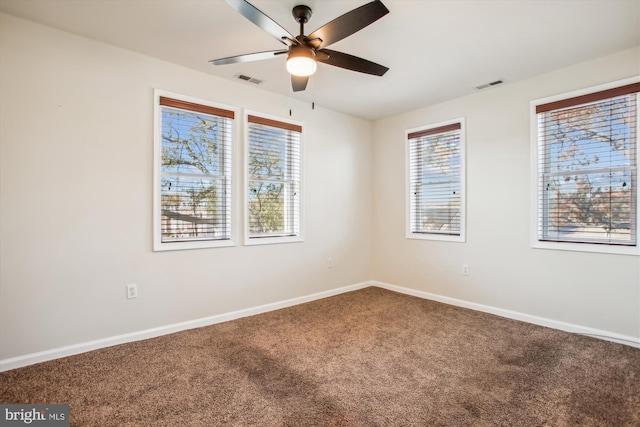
[1,287,639,426]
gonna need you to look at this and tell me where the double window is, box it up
[406,119,466,242]
[533,79,639,254]
[153,91,303,251]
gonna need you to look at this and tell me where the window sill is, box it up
[153,239,236,252]
[531,240,639,256]
[406,232,465,243]
[244,235,304,246]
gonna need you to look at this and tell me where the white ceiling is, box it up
[1,0,638,121]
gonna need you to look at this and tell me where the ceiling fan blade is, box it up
[318,49,389,76]
[209,49,288,66]
[225,0,294,46]
[306,0,389,49]
[291,75,309,92]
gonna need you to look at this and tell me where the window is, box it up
[407,118,465,242]
[245,113,302,245]
[532,79,639,255]
[153,91,236,251]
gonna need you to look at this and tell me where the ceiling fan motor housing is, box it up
[289,43,315,58]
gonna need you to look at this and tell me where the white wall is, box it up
[0,13,373,360]
[372,47,640,340]
[2,12,639,365]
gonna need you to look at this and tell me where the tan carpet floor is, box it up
[1,287,639,426]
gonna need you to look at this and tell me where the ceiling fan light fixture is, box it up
[286,45,317,77]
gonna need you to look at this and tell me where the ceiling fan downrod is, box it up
[292,5,312,28]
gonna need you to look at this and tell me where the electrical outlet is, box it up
[126,284,138,299]
[327,257,333,268]
[462,265,470,276]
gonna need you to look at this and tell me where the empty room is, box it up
[0,0,639,425]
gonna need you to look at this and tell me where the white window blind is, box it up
[536,83,639,246]
[158,96,233,244]
[247,115,301,239]
[408,121,464,239]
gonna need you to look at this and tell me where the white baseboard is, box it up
[372,280,640,349]
[0,281,371,372]
[2,279,637,372]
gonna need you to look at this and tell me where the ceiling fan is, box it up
[210,0,390,92]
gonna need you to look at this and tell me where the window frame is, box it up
[530,77,640,256]
[405,117,466,243]
[153,89,238,251]
[243,110,304,246]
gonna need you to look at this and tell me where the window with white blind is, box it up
[245,113,302,245]
[532,79,639,255]
[153,90,236,251]
[406,118,466,242]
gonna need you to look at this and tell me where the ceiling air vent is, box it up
[476,79,504,90]
[235,74,263,85]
